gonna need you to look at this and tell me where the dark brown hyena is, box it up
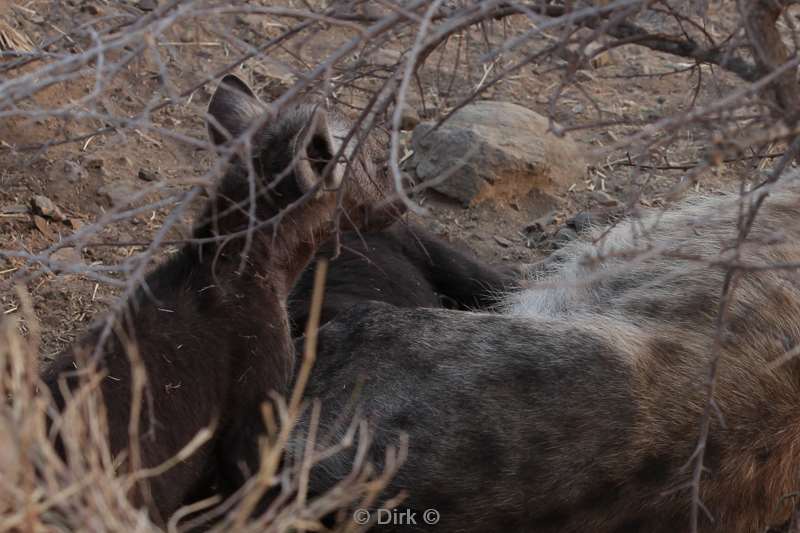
[42,74,396,523]
[292,178,800,533]
[289,222,516,335]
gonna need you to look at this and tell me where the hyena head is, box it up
[201,74,396,242]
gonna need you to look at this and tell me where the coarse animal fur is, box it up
[42,74,395,523]
[288,222,515,335]
[290,176,800,532]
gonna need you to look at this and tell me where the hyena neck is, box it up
[189,199,333,304]
[188,157,338,301]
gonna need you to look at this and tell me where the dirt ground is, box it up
[0,2,769,358]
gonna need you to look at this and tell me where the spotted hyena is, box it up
[292,176,800,532]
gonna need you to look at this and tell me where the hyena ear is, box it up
[207,74,267,146]
[293,110,345,195]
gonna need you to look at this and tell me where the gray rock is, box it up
[98,183,137,206]
[590,190,621,207]
[81,3,102,15]
[494,235,513,247]
[524,210,557,234]
[568,207,625,231]
[409,101,586,206]
[137,0,158,11]
[567,212,594,233]
[32,215,52,239]
[66,218,84,231]
[64,160,87,183]
[524,233,546,249]
[138,168,159,182]
[553,227,579,248]
[525,189,560,220]
[84,157,105,171]
[50,247,82,267]
[399,107,420,131]
[429,220,447,235]
[31,195,66,221]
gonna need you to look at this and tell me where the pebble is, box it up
[567,212,594,233]
[32,215,52,238]
[429,220,446,235]
[81,3,102,15]
[553,227,578,248]
[138,168,159,182]
[85,157,104,170]
[31,195,66,221]
[64,160,87,183]
[137,0,158,11]
[400,107,421,131]
[524,211,557,234]
[50,247,82,266]
[494,235,513,247]
[590,190,621,208]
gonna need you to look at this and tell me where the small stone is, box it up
[31,195,66,222]
[180,28,197,42]
[32,215,53,239]
[372,48,403,66]
[84,157,105,171]
[138,168,159,182]
[429,220,446,235]
[238,14,265,31]
[587,42,615,69]
[137,0,158,11]
[572,103,585,114]
[50,247,82,266]
[399,107,420,131]
[98,183,137,206]
[525,234,545,249]
[553,227,579,248]
[66,218,84,230]
[64,160,87,183]
[494,235,513,247]
[590,190,621,208]
[524,211,557,234]
[590,52,614,69]
[567,212,594,233]
[81,3,102,15]
[21,10,45,24]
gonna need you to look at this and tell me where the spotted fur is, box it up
[293,176,800,532]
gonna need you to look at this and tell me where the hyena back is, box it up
[293,176,800,532]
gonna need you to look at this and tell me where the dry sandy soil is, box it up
[0,1,771,358]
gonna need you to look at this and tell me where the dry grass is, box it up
[0,278,402,532]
